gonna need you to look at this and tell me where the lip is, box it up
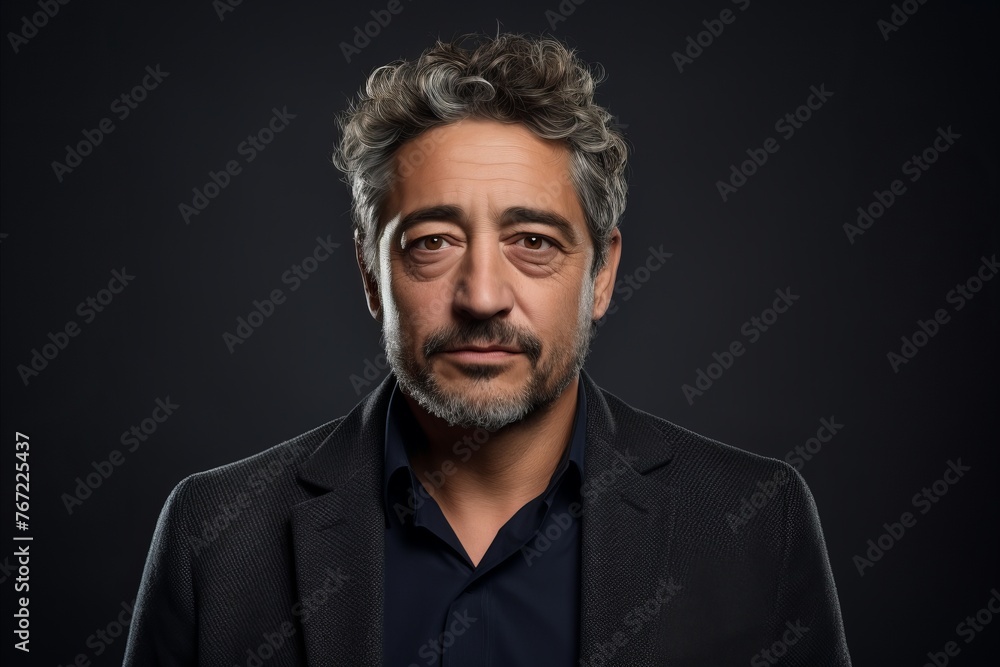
[439,346,522,362]
[443,345,521,353]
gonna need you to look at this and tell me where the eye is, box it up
[412,236,451,251]
[517,235,554,251]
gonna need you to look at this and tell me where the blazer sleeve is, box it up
[771,464,852,666]
[122,476,198,666]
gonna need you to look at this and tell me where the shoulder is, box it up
[158,417,346,529]
[599,383,795,477]
[596,383,811,525]
[591,391,849,659]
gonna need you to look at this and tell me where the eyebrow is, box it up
[397,205,582,245]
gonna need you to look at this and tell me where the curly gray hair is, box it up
[331,32,629,281]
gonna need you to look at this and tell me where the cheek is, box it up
[520,289,580,341]
[391,281,450,339]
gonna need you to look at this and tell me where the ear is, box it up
[355,232,382,321]
[591,228,622,321]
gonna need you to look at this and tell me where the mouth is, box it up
[443,344,521,353]
[438,344,523,362]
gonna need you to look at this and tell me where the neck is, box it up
[402,375,580,516]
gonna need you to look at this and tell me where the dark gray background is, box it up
[2,0,997,664]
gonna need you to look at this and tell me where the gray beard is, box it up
[382,278,595,431]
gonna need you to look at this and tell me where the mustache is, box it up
[423,319,542,364]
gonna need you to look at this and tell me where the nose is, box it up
[451,236,514,320]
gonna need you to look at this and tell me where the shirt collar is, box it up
[382,374,587,520]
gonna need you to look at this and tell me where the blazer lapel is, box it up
[578,370,678,664]
[291,373,396,667]
[288,369,678,666]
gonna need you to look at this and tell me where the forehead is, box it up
[385,119,584,224]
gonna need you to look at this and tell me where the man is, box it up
[124,33,851,666]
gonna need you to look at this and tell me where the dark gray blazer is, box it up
[123,369,851,666]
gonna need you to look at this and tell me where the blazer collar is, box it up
[297,368,674,491]
[291,369,677,666]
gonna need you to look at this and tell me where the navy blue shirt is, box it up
[382,378,587,667]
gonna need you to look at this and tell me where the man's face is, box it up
[358,118,620,431]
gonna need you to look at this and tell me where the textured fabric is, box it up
[123,369,852,666]
[381,379,586,666]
